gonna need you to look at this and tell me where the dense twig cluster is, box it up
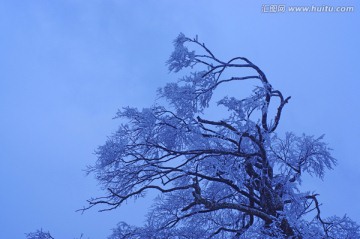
[80,34,358,238]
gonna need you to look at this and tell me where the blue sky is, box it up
[0,1,359,238]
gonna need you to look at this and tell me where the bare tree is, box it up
[82,33,359,238]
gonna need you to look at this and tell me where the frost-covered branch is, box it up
[25,229,54,239]
[83,33,359,239]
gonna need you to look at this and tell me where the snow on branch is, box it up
[81,33,359,239]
